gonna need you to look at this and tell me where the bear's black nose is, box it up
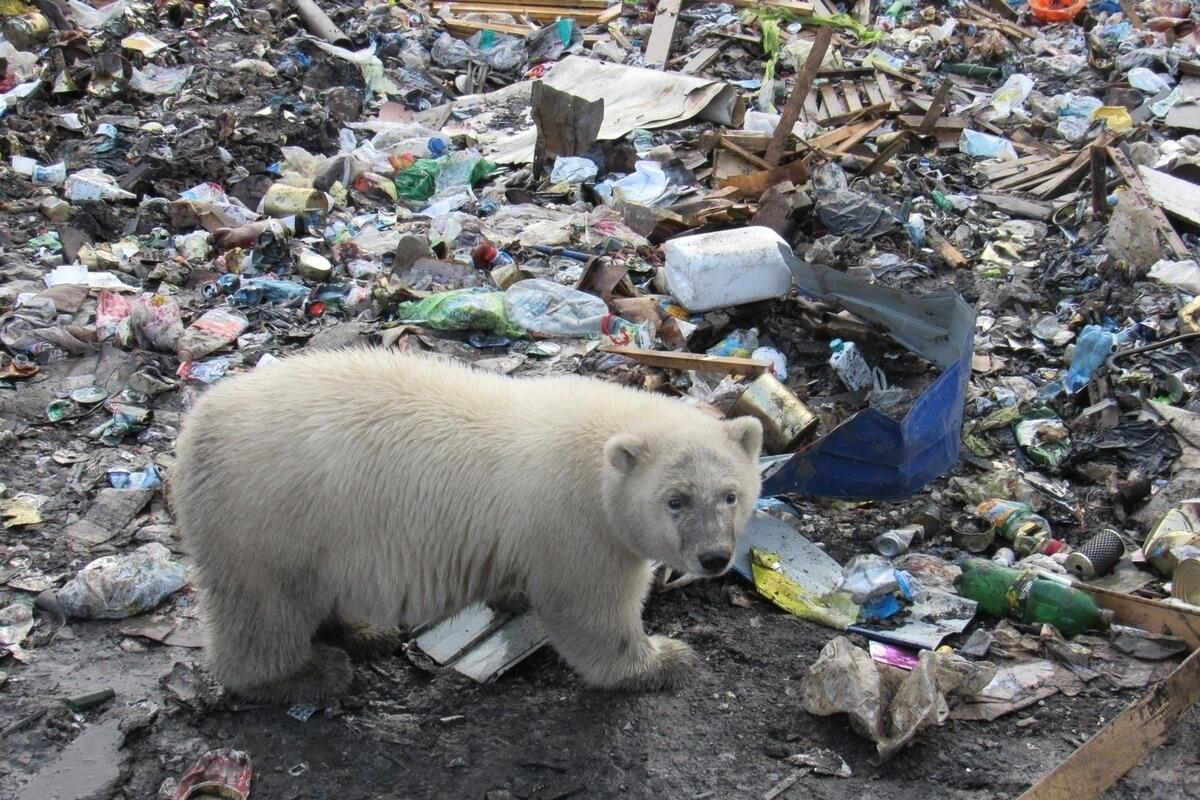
[698,550,732,574]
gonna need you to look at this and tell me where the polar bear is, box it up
[171,349,762,702]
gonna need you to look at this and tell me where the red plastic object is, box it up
[173,748,253,800]
[1029,0,1087,22]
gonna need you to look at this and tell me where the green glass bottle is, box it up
[954,558,1113,638]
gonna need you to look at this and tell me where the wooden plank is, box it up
[729,0,814,12]
[720,136,773,170]
[717,157,809,197]
[681,45,721,74]
[1138,165,1200,228]
[434,3,601,21]
[804,119,878,150]
[819,84,845,118]
[599,345,773,376]
[862,132,910,176]
[821,101,891,128]
[875,72,895,103]
[981,0,1019,20]
[597,3,622,24]
[765,26,834,165]
[918,79,953,135]
[1109,147,1190,258]
[853,0,870,24]
[442,18,538,36]
[1165,76,1200,131]
[841,81,862,113]
[826,119,882,154]
[802,91,821,121]
[435,0,609,5]
[1017,647,1200,800]
[1090,144,1109,218]
[979,153,1052,177]
[644,0,683,68]
[978,192,1053,220]
[1078,584,1200,650]
[992,154,1076,190]
[863,81,884,105]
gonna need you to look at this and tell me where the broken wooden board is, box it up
[801,72,896,123]
[729,0,814,12]
[1165,76,1200,131]
[598,345,773,376]
[1079,584,1200,650]
[681,45,722,74]
[1109,146,1190,259]
[440,18,537,36]
[718,157,809,197]
[433,2,603,23]
[978,192,1053,221]
[1138,165,1200,229]
[1017,646,1200,800]
[644,0,683,68]
[766,26,834,165]
[65,488,155,548]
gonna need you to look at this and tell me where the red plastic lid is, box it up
[1041,538,1066,556]
[472,242,497,268]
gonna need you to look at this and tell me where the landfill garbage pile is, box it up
[4,0,1200,797]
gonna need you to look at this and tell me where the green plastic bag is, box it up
[396,288,526,338]
[394,159,442,201]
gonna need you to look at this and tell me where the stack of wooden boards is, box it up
[431,0,618,29]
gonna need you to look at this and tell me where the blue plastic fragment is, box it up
[761,246,976,500]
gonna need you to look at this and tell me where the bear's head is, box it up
[602,416,763,577]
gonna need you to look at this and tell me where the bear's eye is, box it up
[725,492,738,505]
[667,496,686,512]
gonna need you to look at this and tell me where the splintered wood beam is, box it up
[599,345,773,376]
[1090,144,1109,218]
[1017,646,1200,800]
[765,26,834,166]
[644,0,682,68]
[918,79,953,136]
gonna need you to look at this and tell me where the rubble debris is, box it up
[4,0,1200,795]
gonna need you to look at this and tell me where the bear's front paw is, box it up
[623,635,699,691]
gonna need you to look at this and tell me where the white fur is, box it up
[171,349,762,701]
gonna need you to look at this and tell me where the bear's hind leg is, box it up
[316,614,403,660]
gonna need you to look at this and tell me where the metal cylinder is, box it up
[1172,557,1200,605]
[731,372,818,455]
[262,183,329,218]
[1065,528,1126,579]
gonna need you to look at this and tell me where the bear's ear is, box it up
[605,433,645,475]
[725,417,763,459]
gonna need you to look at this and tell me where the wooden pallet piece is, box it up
[1018,647,1200,800]
[644,0,682,67]
[765,25,833,165]
[1108,146,1190,259]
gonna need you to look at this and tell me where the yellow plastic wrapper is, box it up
[750,549,859,629]
[1091,106,1133,133]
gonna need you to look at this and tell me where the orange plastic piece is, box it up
[1029,0,1087,22]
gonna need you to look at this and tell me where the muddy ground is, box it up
[3,490,1198,800]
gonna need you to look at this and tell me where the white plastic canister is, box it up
[662,227,794,313]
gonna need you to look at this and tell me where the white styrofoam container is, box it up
[662,227,793,313]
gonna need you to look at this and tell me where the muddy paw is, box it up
[236,644,353,704]
[620,636,699,691]
[338,623,404,660]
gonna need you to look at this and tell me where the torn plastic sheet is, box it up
[413,602,546,683]
[761,248,975,500]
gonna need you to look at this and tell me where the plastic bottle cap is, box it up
[830,338,844,352]
[1042,538,1066,556]
[428,138,447,156]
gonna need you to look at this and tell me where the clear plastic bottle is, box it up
[1064,325,1119,394]
[829,339,873,392]
[503,279,608,338]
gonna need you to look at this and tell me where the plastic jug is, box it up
[662,227,793,313]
